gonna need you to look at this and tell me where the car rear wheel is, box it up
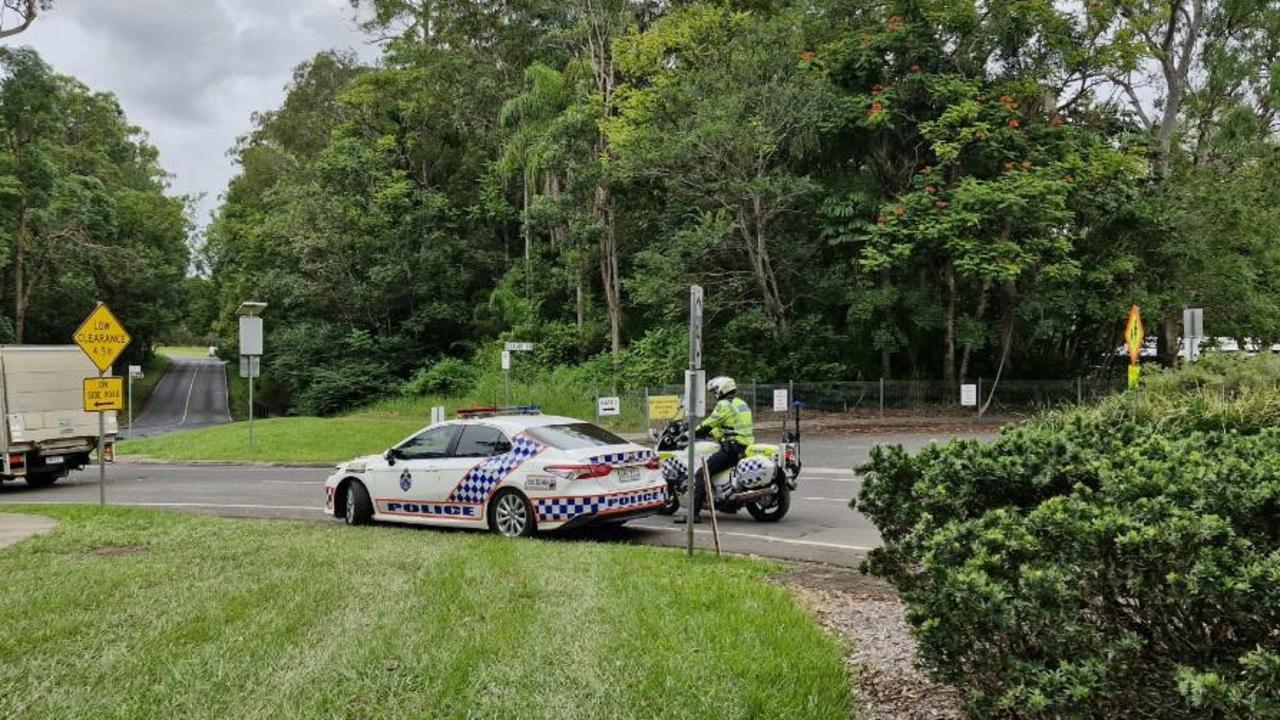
[488,488,535,538]
[344,480,373,526]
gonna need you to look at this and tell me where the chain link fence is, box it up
[585,377,1129,433]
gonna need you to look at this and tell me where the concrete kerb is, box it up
[0,512,58,550]
[117,457,336,469]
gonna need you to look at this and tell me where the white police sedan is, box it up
[324,412,668,537]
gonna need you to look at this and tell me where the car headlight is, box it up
[344,461,366,473]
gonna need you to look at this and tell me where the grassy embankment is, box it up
[0,506,851,720]
[120,379,658,464]
[122,352,171,421]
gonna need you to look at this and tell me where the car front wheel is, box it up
[344,480,373,526]
[488,488,535,538]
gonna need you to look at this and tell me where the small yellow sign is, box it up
[1124,305,1144,364]
[83,376,124,412]
[73,303,132,373]
[1128,364,1141,389]
[648,394,682,421]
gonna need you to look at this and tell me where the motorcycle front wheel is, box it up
[746,478,790,522]
[656,484,682,515]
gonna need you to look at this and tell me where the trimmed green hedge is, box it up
[856,357,1280,718]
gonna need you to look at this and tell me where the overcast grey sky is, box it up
[17,0,379,227]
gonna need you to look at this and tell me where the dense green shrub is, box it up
[402,357,478,397]
[856,362,1280,719]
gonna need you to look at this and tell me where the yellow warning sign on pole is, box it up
[73,303,132,373]
[1124,305,1144,364]
[83,376,124,412]
[647,395,682,421]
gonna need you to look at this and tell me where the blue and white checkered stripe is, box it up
[535,486,668,523]
[661,456,687,482]
[586,449,657,466]
[734,456,772,489]
[446,435,545,504]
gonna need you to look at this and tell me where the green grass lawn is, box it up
[118,395,647,464]
[155,345,212,358]
[118,415,425,463]
[0,506,851,720]
[123,352,171,423]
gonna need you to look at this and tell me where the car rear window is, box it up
[524,423,629,450]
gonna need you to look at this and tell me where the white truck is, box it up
[0,346,117,487]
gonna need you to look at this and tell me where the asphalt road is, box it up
[129,356,231,438]
[0,431,995,567]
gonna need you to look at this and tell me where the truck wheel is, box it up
[25,471,63,488]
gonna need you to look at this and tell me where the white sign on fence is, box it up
[960,384,978,407]
[504,341,535,352]
[501,350,511,371]
[430,406,447,424]
[773,388,789,412]
[597,396,621,417]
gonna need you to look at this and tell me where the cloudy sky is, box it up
[17,0,380,227]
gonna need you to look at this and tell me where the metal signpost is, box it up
[1182,307,1204,363]
[686,285,704,557]
[237,301,267,453]
[502,342,533,406]
[127,364,143,439]
[73,302,131,506]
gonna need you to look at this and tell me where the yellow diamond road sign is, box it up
[83,376,124,412]
[73,303,131,373]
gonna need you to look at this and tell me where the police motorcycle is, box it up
[650,407,801,522]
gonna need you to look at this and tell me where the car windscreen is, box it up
[523,423,629,450]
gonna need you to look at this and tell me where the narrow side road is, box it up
[129,356,231,438]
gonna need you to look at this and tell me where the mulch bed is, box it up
[775,563,963,720]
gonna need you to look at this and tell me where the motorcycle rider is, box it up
[674,376,754,524]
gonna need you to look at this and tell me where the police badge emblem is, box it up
[399,468,412,492]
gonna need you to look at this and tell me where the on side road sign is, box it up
[83,376,124,412]
[74,303,132,373]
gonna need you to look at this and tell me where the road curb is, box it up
[116,457,335,469]
[0,512,57,550]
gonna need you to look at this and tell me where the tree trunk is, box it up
[879,268,892,378]
[1162,314,1180,367]
[522,172,531,300]
[738,197,787,331]
[943,262,956,385]
[958,283,990,383]
[595,181,622,356]
[13,195,26,344]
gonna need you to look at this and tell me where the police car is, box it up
[324,409,668,537]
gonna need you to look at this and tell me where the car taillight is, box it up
[542,463,613,480]
[644,457,660,470]
[7,453,22,466]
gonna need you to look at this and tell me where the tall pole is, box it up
[248,366,254,454]
[686,285,703,557]
[127,373,133,440]
[98,375,105,506]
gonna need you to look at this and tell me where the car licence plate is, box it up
[45,455,64,465]
[617,466,640,483]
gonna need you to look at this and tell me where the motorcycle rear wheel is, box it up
[746,477,790,522]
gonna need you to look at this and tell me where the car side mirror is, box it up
[384,448,399,466]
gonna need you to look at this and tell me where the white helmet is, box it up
[707,376,736,399]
